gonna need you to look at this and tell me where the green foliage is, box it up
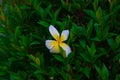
[0,0,120,80]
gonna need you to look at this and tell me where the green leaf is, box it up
[15,26,21,37]
[35,57,40,66]
[45,5,52,14]
[28,54,36,62]
[91,37,100,41]
[0,25,6,33]
[108,33,117,37]
[38,21,49,28]
[86,20,93,39]
[34,70,44,80]
[96,7,102,21]
[80,40,86,49]
[51,8,61,24]
[61,0,66,8]
[53,54,64,62]
[39,7,45,18]
[93,0,99,11]
[116,35,120,45]
[84,9,97,21]
[28,54,40,66]
[113,53,120,61]
[83,67,91,78]
[108,38,117,50]
[95,65,102,77]
[101,14,110,26]
[9,72,22,80]
[95,64,109,80]
[102,26,109,40]
[0,71,7,76]
[38,54,44,68]
[61,70,71,80]
[80,53,90,62]
[102,64,109,80]
[71,23,86,37]
[67,52,74,61]
[94,23,102,39]
[19,36,28,48]
[115,74,120,80]
[87,42,96,56]
[30,41,40,46]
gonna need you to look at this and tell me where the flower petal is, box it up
[50,43,59,53]
[49,25,60,40]
[45,40,59,53]
[60,30,69,41]
[45,40,56,49]
[60,43,71,57]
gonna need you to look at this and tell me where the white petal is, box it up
[60,30,69,41]
[45,40,59,53]
[49,25,60,40]
[45,40,56,49]
[60,43,71,57]
[50,44,59,53]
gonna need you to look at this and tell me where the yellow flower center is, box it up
[57,38,62,45]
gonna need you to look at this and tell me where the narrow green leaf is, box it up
[30,41,40,46]
[83,67,91,78]
[84,9,97,21]
[45,5,52,14]
[86,20,93,39]
[94,23,102,39]
[52,8,61,24]
[80,40,86,49]
[93,0,99,11]
[102,64,109,80]
[116,35,120,45]
[53,55,64,62]
[115,74,120,80]
[80,53,90,62]
[113,53,120,61]
[108,38,117,50]
[38,21,49,28]
[102,26,109,39]
[95,64,109,80]
[95,65,102,77]
[96,7,102,21]
[15,26,21,37]
[87,42,96,56]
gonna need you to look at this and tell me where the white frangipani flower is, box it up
[45,25,71,57]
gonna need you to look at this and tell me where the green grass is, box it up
[0,0,120,80]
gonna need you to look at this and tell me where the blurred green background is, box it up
[0,0,120,80]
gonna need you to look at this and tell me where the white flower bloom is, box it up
[45,25,71,57]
